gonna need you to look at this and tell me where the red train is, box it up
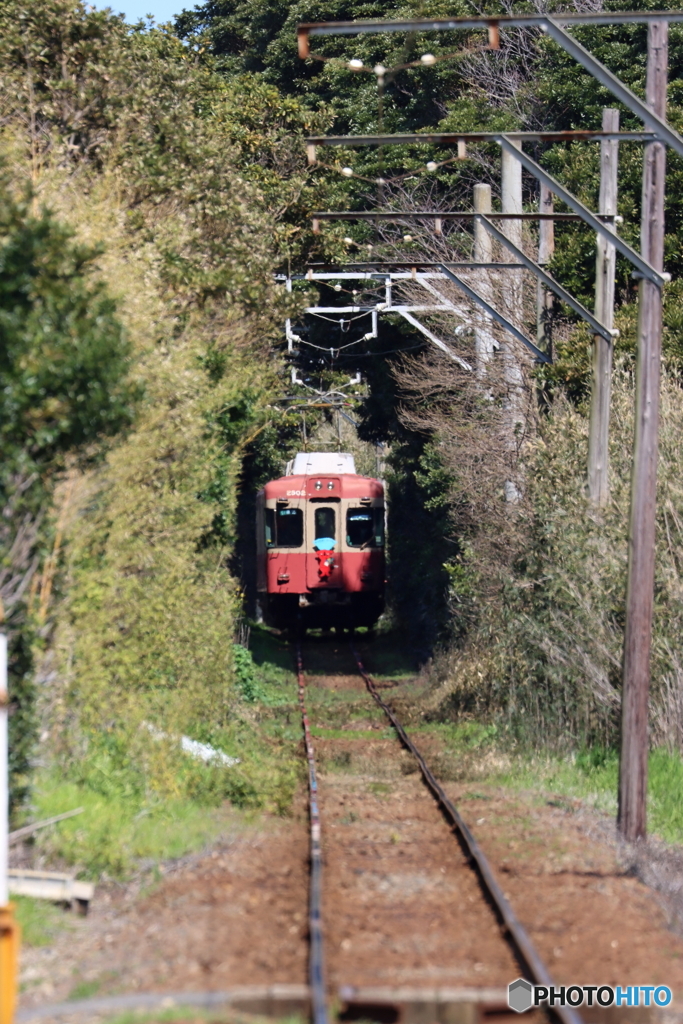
[256,453,385,631]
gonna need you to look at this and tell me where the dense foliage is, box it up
[0,0,308,825]
[175,0,683,749]
[0,167,135,808]
[4,0,683,853]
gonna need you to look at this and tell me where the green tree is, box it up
[0,166,135,810]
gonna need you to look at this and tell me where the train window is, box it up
[374,507,385,547]
[267,507,303,547]
[314,507,336,550]
[347,507,385,548]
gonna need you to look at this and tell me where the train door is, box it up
[255,496,266,591]
[306,501,342,588]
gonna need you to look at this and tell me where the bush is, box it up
[432,368,683,753]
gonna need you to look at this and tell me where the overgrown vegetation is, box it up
[0,0,307,861]
[6,0,683,875]
[173,0,683,767]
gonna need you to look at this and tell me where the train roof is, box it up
[262,472,383,499]
[286,452,356,476]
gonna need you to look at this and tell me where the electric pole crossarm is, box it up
[306,131,655,147]
[497,136,666,286]
[438,265,550,363]
[544,19,683,159]
[477,214,614,341]
[299,10,683,39]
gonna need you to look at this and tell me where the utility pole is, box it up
[588,108,620,506]
[473,183,495,376]
[1,630,19,1024]
[619,23,668,842]
[536,183,554,354]
[501,139,525,502]
[502,139,524,330]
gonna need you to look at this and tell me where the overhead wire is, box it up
[303,36,495,77]
[299,336,375,352]
[304,308,375,324]
[292,340,427,359]
[312,152,469,187]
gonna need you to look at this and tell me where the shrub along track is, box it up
[295,639,581,1024]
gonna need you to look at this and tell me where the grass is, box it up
[250,625,683,848]
[14,895,73,947]
[418,723,683,844]
[249,625,294,685]
[107,1009,305,1024]
[30,776,237,879]
[310,726,396,740]
[69,979,104,1000]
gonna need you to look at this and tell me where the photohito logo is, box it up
[507,981,673,1013]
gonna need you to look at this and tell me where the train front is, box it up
[256,453,385,631]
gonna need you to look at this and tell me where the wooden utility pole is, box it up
[536,183,554,354]
[473,183,495,376]
[619,23,668,842]
[588,108,620,506]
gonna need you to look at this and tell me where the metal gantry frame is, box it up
[297,8,683,161]
[307,131,668,286]
[294,11,683,843]
[280,266,550,373]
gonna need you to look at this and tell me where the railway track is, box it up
[295,639,583,1024]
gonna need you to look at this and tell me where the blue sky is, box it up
[90,0,192,25]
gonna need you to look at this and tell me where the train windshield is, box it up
[314,507,336,550]
[346,507,384,548]
[266,507,303,547]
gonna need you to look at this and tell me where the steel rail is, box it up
[349,643,583,1024]
[296,643,328,1024]
[16,988,311,1022]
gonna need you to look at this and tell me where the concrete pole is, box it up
[502,139,524,329]
[588,108,620,506]
[536,183,554,353]
[473,183,495,375]
[501,139,525,501]
[619,22,668,842]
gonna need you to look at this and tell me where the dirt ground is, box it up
[15,642,683,1015]
[318,746,518,989]
[17,809,309,1008]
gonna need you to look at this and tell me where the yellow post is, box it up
[0,903,19,1024]
[1,630,17,1022]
